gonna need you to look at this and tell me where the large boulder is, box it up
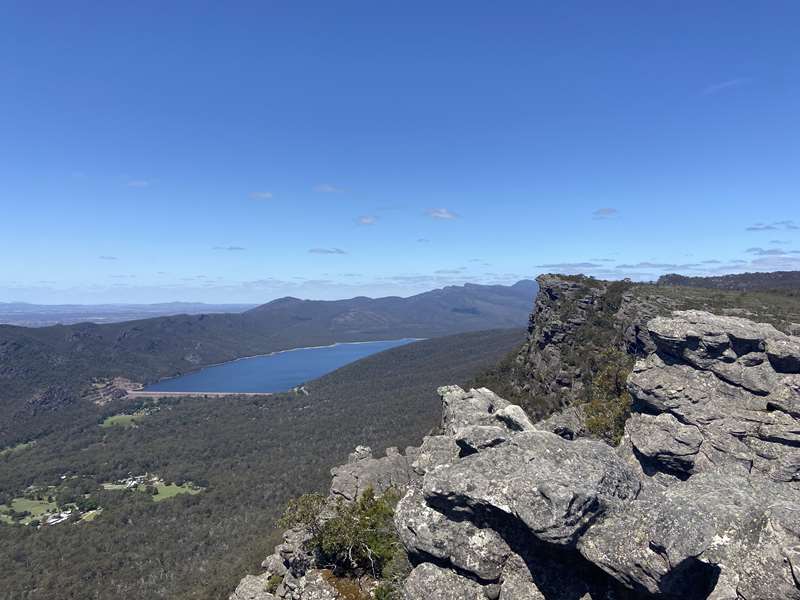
[330,445,418,502]
[422,430,640,547]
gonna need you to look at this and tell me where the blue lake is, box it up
[144,338,419,393]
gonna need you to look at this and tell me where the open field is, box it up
[101,414,143,428]
[0,498,58,525]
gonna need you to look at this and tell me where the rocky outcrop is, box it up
[505,275,672,418]
[232,309,800,600]
[397,311,800,600]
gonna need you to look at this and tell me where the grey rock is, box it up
[229,574,276,600]
[440,386,510,435]
[232,308,800,600]
[297,571,342,600]
[497,554,545,600]
[454,425,509,456]
[409,435,460,476]
[767,337,800,373]
[423,430,641,547]
[534,405,586,440]
[330,447,417,502]
[627,412,703,476]
[493,404,535,432]
[395,486,512,582]
[403,563,485,600]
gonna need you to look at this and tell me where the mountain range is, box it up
[0,280,538,446]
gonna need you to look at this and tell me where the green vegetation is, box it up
[284,488,402,577]
[0,328,523,600]
[0,282,536,448]
[101,413,143,428]
[583,348,634,445]
[281,487,408,597]
[474,277,800,444]
[0,441,34,458]
[657,270,800,293]
[152,482,202,502]
[265,574,283,593]
[639,284,800,333]
[0,497,58,525]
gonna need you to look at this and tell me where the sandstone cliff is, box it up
[231,309,800,600]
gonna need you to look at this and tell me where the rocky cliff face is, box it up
[497,275,675,419]
[231,309,800,600]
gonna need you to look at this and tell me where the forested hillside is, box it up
[658,270,800,292]
[0,328,524,600]
[0,280,537,447]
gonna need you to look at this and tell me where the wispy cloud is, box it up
[746,247,800,256]
[435,268,465,275]
[356,215,377,225]
[250,191,273,200]
[776,220,799,230]
[313,183,344,193]
[213,245,246,251]
[702,78,751,96]
[537,262,602,269]
[309,247,347,255]
[426,208,459,220]
[592,207,618,220]
[615,261,703,269]
[746,220,798,231]
[417,238,430,243]
[99,255,118,261]
[770,240,790,245]
[127,180,151,188]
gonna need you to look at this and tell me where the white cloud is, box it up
[313,183,344,193]
[537,262,603,269]
[250,191,273,200]
[309,247,347,255]
[426,208,459,220]
[702,78,751,96]
[356,215,377,225]
[213,246,246,251]
[99,255,118,261]
[127,180,151,188]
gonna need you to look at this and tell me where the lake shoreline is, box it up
[143,337,425,393]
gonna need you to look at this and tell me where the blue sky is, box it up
[1,1,798,303]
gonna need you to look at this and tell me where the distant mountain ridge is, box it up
[658,270,800,291]
[0,280,538,446]
[0,301,257,327]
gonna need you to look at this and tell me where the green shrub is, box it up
[583,348,633,445]
[280,487,404,579]
[265,574,282,593]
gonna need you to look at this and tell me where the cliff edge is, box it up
[231,308,800,600]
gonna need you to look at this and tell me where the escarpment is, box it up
[231,308,800,600]
[477,275,674,420]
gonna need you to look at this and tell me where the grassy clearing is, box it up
[0,497,59,525]
[101,414,143,428]
[152,483,202,502]
[100,479,203,502]
[101,482,129,491]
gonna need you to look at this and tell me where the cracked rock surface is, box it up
[397,311,800,599]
